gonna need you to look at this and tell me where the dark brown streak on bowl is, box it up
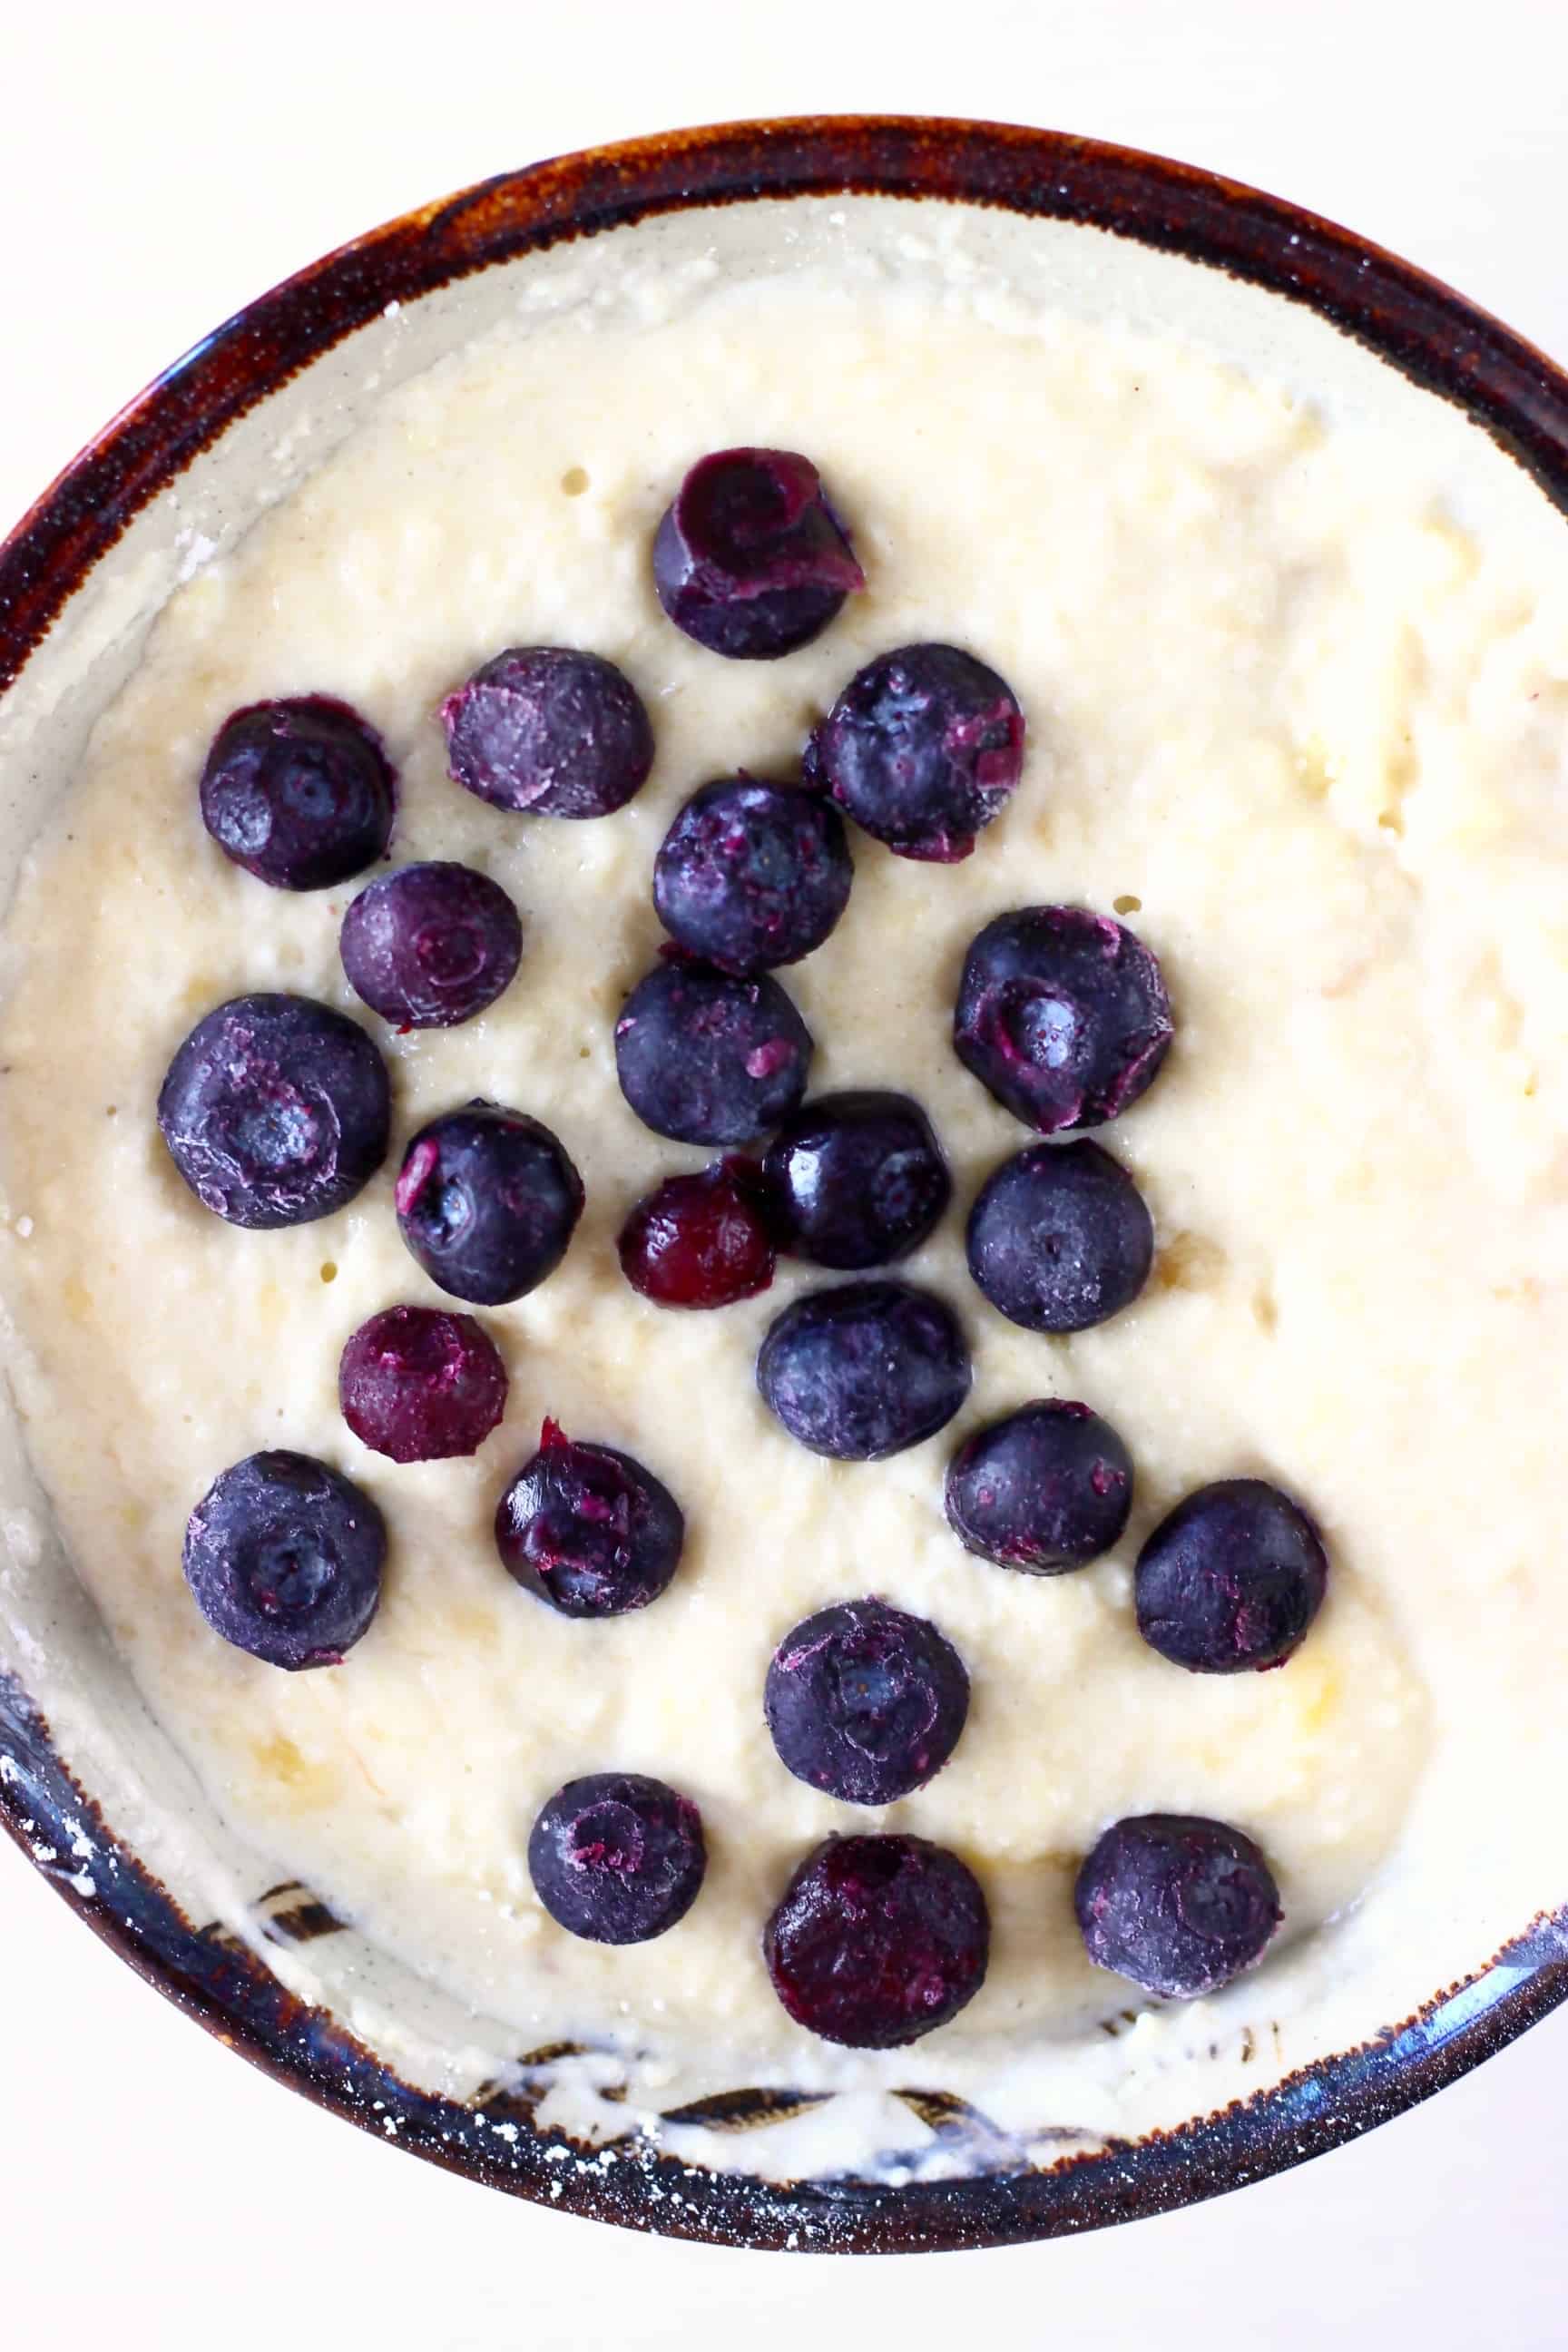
[3,118,1568,2251]
[5,116,1568,701]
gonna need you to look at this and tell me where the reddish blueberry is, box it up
[1075,1815,1282,1999]
[440,646,653,818]
[652,775,852,975]
[158,993,389,1230]
[1135,1478,1328,1673]
[395,1102,583,1307]
[652,447,864,661]
[198,695,395,891]
[757,1279,971,1461]
[946,1401,1133,1573]
[806,642,1024,862]
[763,1091,950,1270]
[528,1772,707,1944]
[966,1142,1153,1333]
[338,1304,507,1464]
[763,1834,990,2048]
[182,1450,385,1670]
[955,906,1172,1134]
[495,1420,684,1618]
[339,861,522,1029]
[617,1157,776,1309]
[614,958,812,1146]
[765,1599,970,1806]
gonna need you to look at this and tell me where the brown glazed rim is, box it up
[3,116,1568,2253]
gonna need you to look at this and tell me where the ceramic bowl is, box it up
[3,116,1566,2253]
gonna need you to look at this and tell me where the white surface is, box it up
[3,4,1565,2345]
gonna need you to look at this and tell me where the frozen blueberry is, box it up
[338,1304,507,1464]
[763,1091,950,1270]
[652,776,852,975]
[955,906,1172,1134]
[966,1142,1152,1334]
[765,1599,970,1806]
[763,1834,990,2048]
[1074,1814,1282,1999]
[440,646,654,818]
[614,958,812,1146]
[618,1157,776,1309]
[158,993,390,1230]
[395,1102,583,1307]
[183,1450,385,1670]
[528,1772,706,1945]
[652,447,864,661]
[198,695,396,891]
[495,1420,684,1618]
[339,862,521,1030]
[757,1279,971,1461]
[946,1401,1133,1573]
[1135,1478,1328,1674]
[806,642,1024,862]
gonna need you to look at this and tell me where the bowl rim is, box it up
[3,113,1567,2254]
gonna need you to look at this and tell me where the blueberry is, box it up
[765,1599,970,1806]
[652,776,852,975]
[495,1420,684,1618]
[339,862,522,1030]
[528,1772,707,1945]
[440,647,654,818]
[1135,1478,1328,1674]
[757,1279,971,1461]
[806,643,1024,862]
[966,1142,1152,1334]
[1074,1814,1282,1999]
[955,906,1172,1134]
[338,1304,507,1464]
[763,1091,950,1270]
[617,1156,776,1309]
[182,1450,385,1670]
[763,1835,990,2048]
[652,447,864,661]
[614,958,812,1146]
[395,1102,583,1307]
[946,1401,1133,1573]
[157,993,390,1230]
[198,696,396,891]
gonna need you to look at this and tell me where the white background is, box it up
[4,5,1566,2345]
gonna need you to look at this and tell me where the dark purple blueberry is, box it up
[495,1420,683,1618]
[763,1835,989,2048]
[395,1102,583,1307]
[617,1157,776,1309]
[182,1450,385,1671]
[806,643,1024,862]
[157,993,390,1230]
[763,1091,950,1270]
[528,1772,706,1945]
[955,906,1172,1134]
[1074,1814,1282,1999]
[765,1599,970,1806]
[338,1305,507,1464]
[966,1142,1153,1334]
[1135,1478,1328,1674]
[339,862,522,1030]
[946,1401,1133,1573]
[757,1279,971,1461]
[614,958,812,1146]
[440,646,654,818]
[652,776,852,975]
[652,447,864,661]
[198,696,396,891]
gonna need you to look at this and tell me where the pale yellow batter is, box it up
[3,213,1567,2161]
